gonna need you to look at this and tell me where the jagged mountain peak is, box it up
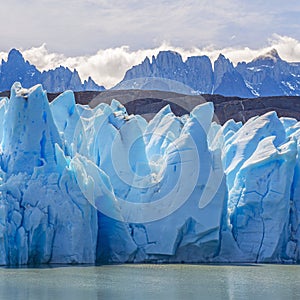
[83,76,105,91]
[213,54,231,65]
[216,53,227,60]
[155,50,184,66]
[5,48,33,68]
[0,49,105,92]
[157,50,182,57]
[119,48,300,98]
[143,56,151,64]
[253,48,281,63]
[120,49,213,94]
[7,48,24,60]
[214,53,234,68]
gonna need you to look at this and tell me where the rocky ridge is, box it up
[2,89,298,125]
[117,49,300,98]
[0,49,104,92]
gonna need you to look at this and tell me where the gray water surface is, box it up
[0,264,299,300]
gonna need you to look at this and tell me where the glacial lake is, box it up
[0,264,300,300]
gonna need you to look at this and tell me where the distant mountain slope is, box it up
[2,48,300,98]
[116,49,300,98]
[2,89,297,125]
[0,49,105,92]
[87,89,300,124]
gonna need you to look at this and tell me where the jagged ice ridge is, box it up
[0,82,300,265]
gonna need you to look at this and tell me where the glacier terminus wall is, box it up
[0,82,300,265]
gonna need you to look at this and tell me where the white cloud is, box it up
[1,1,300,56]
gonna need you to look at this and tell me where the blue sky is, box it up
[1,0,300,87]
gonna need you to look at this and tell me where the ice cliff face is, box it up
[0,83,300,265]
[0,83,98,265]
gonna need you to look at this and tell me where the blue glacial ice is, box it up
[0,82,300,265]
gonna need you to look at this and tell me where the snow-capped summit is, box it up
[237,48,300,96]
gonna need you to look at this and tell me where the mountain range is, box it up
[1,48,300,97]
[0,49,104,92]
[117,49,300,98]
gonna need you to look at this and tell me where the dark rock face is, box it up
[68,89,300,124]
[117,49,300,98]
[2,89,299,124]
[0,49,105,92]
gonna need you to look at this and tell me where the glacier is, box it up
[0,82,300,265]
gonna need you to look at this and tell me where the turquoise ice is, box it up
[0,83,299,265]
